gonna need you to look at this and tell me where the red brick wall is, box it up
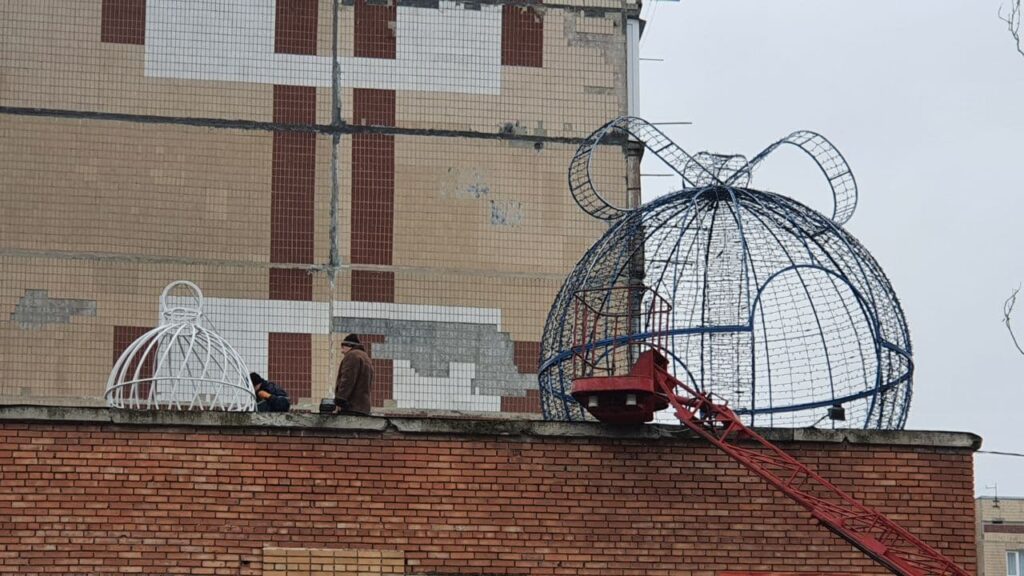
[275,0,319,56]
[502,2,543,67]
[354,0,397,59]
[0,419,976,576]
[270,1,318,302]
[112,325,155,379]
[100,0,145,45]
[351,88,396,303]
[268,332,312,399]
[269,84,316,302]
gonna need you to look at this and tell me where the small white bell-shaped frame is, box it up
[105,281,257,411]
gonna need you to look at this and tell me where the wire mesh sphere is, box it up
[539,185,913,429]
[105,281,257,411]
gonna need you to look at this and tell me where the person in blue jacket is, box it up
[249,372,291,412]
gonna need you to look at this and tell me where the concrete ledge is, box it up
[0,405,982,450]
[0,405,388,433]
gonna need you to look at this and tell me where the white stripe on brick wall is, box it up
[145,0,502,94]
[392,360,503,411]
[165,295,505,382]
[332,301,502,330]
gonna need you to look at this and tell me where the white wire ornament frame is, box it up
[105,281,257,412]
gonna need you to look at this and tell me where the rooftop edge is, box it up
[0,405,982,450]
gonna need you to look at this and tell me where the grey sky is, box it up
[637,0,1024,496]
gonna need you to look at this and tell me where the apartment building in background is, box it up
[978,496,1024,576]
[0,0,640,411]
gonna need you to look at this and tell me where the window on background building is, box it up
[1010,550,1023,576]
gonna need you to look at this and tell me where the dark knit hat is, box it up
[341,334,361,347]
[250,372,266,386]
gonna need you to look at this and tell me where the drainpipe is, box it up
[625,17,646,367]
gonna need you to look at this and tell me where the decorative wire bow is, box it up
[568,116,857,225]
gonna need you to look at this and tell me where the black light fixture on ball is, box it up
[828,404,846,421]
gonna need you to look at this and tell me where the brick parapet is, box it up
[0,406,979,575]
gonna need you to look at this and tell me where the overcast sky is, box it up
[636,0,1024,497]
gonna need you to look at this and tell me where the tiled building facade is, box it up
[0,0,638,411]
[977,496,1024,576]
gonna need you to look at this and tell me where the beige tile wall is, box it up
[0,257,270,398]
[977,498,1024,576]
[262,547,404,576]
[388,9,628,137]
[2,2,628,138]
[1,0,631,402]
[0,116,276,262]
[388,137,612,276]
[0,2,275,120]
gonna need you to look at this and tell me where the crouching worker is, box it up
[333,334,373,416]
[250,372,291,412]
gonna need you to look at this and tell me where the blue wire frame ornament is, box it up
[540,117,913,429]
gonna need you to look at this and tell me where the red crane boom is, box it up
[571,349,972,576]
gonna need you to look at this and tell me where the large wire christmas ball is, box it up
[539,118,912,429]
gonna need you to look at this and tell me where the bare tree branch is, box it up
[1004,285,1024,356]
[1000,0,1024,58]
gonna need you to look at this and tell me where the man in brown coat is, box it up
[333,333,373,415]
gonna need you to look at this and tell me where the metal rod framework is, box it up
[542,117,912,429]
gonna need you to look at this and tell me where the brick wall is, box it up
[0,410,977,576]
